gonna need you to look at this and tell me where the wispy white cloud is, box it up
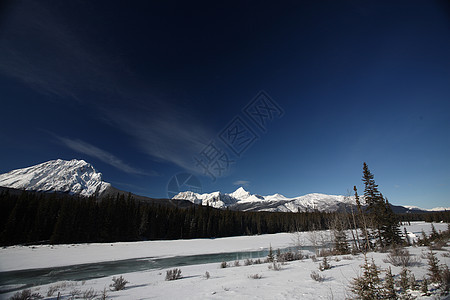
[233,180,250,187]
[101,100,214,174]
[0,1,213,173]
[56,136,151,176]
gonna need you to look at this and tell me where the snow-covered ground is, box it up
[1,222,448,299]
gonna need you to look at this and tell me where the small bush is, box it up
[277,250,302,262]
[10,289,43,300]
[234,260,240,267]
[310,271,325,282]
[244,258,253,266]
[268,261,281,271]
[110,275,129,291]
[165,268,182,281]
[205,271,210,279]
[319,256,331,271]
[220,261,228,268]
[248,274,262,279]
[311,255,318,262]
[254,258,262,264]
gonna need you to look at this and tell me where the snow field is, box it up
[1,222,449,299]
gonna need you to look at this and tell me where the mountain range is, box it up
[172,187,449,213]
[0,159,447,213]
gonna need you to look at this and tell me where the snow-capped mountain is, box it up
[0,159,111,197]
[403,205,450,212]
[173,187,356,212]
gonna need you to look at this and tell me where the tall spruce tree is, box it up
[361,163,400,248]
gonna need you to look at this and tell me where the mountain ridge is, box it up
[0,159,110,197]
[173,187,449,213]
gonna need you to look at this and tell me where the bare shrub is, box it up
[430,239,447,250]
[220,261,228,268]
[205,271,210,279]
[99,287,108,300]
[254,258,262,264]
[110,276,129,291]
[82,288,97,300]
[311,255,318,262]
[10,289,43,300]
[310,271,325,282]
[384,247,415,267]
[441,252,450,258]
[244,258,253,266]
[420,250,428,260]
[165,268,182,281]
[318,248,333,257]
[248,274,262,279]
[69,289,81,299]
[234,260,240,267]
[47,285,58,297]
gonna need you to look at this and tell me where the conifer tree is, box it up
[420,277,429,296]
[361,163,401,248]
[267,245,274,262]
[427,250,441,283]
[350,256,382,299]
[331,213,349,254]
[381,197,402,246]
[399,267,410,295]
[430,223,439,241]
[384,266,397,300]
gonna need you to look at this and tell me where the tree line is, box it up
[0,190,334,246]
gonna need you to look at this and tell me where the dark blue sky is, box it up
[1,0,449,208]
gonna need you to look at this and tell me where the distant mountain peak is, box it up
[0,159,111,197]
[230,187,250,199]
